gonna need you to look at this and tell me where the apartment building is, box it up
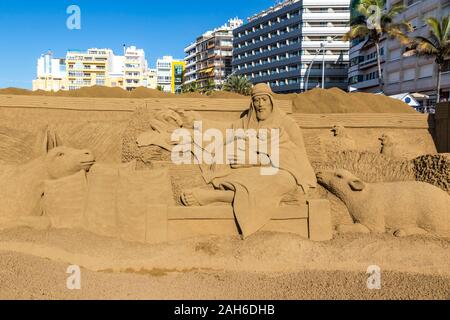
[156,56,185,93]
[232,0,350,94]
[184,43,197,85]
[145,69,158,90]
[348,37,386,93]
[123,46,148,91]
[384,0,450,105]
[66,48,114,90]
[32,51,67,91]
[33,46,156,91]
[183,18,243,89]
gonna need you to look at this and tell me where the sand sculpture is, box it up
[138,83,318,239]
[328,125,357,151]
[317,169,450,238]
[0,142,95,229]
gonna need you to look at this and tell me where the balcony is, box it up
[301,41,349,49]
[302,26,349,35]
[302,12,350,21]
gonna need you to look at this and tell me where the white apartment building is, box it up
[156,56,174,92]
[156,56,185,93]
[232,0,350,93]
[33,46,155,91]
[184,43,197,85]
[32,51,67,91]
[123,46,148,91]
[144,68,158,90]
[384,0,450,105]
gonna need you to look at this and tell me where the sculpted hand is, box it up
[174,108,202,129]
[228,153,261,169]
[154,109,183,129]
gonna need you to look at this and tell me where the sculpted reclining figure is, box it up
[138,83,317,238]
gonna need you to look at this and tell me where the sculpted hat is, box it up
[252,83,274,99]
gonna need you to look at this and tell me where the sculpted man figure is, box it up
[180,83,317,238]
[137,83,317,238]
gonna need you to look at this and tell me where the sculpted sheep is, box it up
[316,169,450,238]
[0,146,95,224]
[330,125,356,151]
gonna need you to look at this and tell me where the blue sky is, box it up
[0,0,275,89]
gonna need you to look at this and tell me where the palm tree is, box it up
[223,75,253,96]
[344,0,412,92]
[407,16,450,104]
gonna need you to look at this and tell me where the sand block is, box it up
[308,199,332,241]
[43,170,88,229]
[163,204,312,241]
[146,205,168,244]
[117,169,173,242]
[85,171,119,237]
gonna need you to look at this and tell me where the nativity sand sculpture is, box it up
[137,83,319,238]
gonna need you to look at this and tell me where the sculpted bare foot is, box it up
[394,227,429,237]
[336,223,371,234]
[181,189,207,207]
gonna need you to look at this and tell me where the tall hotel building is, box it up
[232,0,350,93]
[183,18,243,89]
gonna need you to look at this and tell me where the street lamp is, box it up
[304,35,342,92]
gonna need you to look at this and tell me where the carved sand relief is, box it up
[0,89,447,242]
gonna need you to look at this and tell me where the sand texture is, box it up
[0,87,414,113]
[0,229,448,300]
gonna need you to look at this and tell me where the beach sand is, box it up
[0,229,448,300]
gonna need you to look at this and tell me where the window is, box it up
[387,71,400,84]
[419,64,433,77]
[390,48,402,61]
[404,68,415,81]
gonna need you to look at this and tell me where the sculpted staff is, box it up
[180,83,317,238]
[137,83,317,238]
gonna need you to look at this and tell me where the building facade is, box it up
[348,36,386,93]
[32,51,67,91]
[349,0,450,107]
[384,0,450,105]
[33,46,155,91]
[232,0,350,94]
[156,56,185,93]
[183,18,243,90]
[123,46,148,91]
[66,48,115,90]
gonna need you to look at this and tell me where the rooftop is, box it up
[247,0,300,22]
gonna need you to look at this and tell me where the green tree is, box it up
[408,16,450,103]
[181,82,199,93]
[156,85,164,92]
[223,75,253,96]
[200,79,216,95]
[344,0,412,92]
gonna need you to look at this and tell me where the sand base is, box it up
[0,228,448,300]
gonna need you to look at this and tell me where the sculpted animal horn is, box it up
[43,126,63,153]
